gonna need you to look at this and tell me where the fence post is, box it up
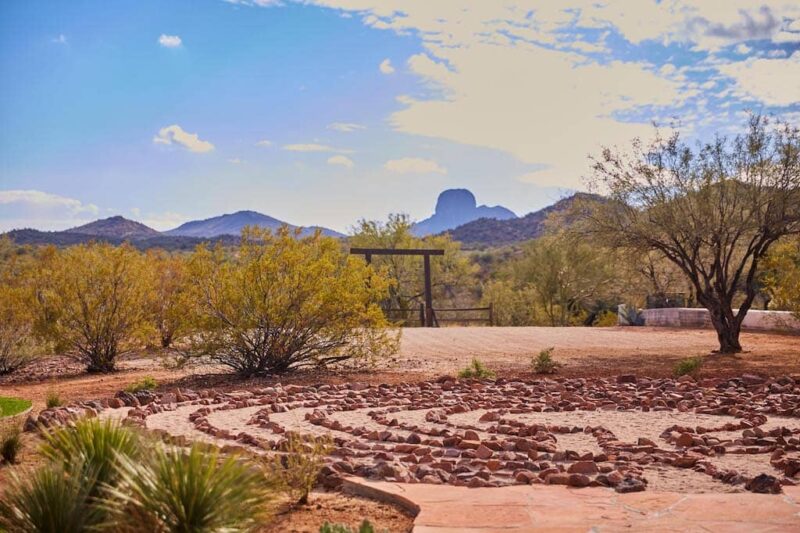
[489,303,494,326]
[419,302,425,327]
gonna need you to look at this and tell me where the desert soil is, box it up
[2,327,798,412]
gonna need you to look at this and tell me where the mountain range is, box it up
[2,189,599,248]
[411,189,516,236]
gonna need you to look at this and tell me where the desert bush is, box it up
[320,520,377,533]
[125,375,158,393]
[0,255,41,375]
[0,461,102,533]
[266,433,333,505]
[1,429,22,464]
[104,443,272,532]
[532,347,559,374]
[32,243,152,373]
[762,237,800,319]
[458,358,495,379]
[145,250,190,349]
[45,391,62,408]
[184,227,398,376]
[674,356,703,377]
[41,418,141,500]
[480,281,537,326]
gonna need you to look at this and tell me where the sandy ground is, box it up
[3,327,799,413]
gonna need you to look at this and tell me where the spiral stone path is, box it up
[30,372,800,530]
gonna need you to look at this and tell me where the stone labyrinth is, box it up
[38,374,800,494]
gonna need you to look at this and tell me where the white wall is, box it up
[628,307,800,332]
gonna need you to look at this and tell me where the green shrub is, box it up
[320,519,376,533]
[1,429,22,464]
[104,443,272,532]
[0,461,103,533]
[124,375,158,393]
[266,433,332,505]
[457,358,495,379]
[41,418,141,499]
[674,356,703,377]
[532,347,559,374]
[45,391,62,409]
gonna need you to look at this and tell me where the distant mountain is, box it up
[4,228,239,251]
[65,216,160,239]
[412,189,516,236]
[447,192,603,247]
[165,210,344,238]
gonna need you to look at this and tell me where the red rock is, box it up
[475,444,494,460]
[568,461,598,475]
[568,473,591,487]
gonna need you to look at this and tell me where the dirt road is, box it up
[2,327,798,411]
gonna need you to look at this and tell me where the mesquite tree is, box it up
[588,115,800,353]
[185,226,398,376]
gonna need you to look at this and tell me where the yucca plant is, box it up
[0,461,103,533]
[103,443,272,532]
[40,418,141,498]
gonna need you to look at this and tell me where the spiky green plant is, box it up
[1,428,23,464]
[45,392,62,409]
[457,358,495,379]
[103,443,272,532]
[40,418,140,498]
[674,356,703,377]
[0,461,103,533]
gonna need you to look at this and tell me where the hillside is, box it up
[65,216,160,239]
[412,189,516,236]
[447,192,603,246]
[165,210,343,238]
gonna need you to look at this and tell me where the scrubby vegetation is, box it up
[674,356,704,377]
[124,376,158,393]
[1,429,22,464]
[320,520,377,533]
[266,433,333,506]
[532,347,559,374]
[45,392,62,409]
[458,358,496,379]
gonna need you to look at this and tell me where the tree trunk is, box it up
[707,307,743,354]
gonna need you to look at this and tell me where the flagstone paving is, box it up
[344,478,800,532]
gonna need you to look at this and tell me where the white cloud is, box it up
[153,125,214,153]
[255,139,273,147]
[282,143,352,153]
[384,157,446,175]
[327,155,354,168]
[327,122,366,132]
[718,54,800,106]
[52,34,67,45]
[0,190,100,231]
[379,58,395,74]
[734,43,752,55]
[158,34,182,48]
[224,0,282,6]
[228,158,243,164]
[140,211,189,231]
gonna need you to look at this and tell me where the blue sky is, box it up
[1,1,799,232]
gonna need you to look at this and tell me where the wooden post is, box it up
[365,253,372,265]
[423,254,433,327]
[489,303,494,326]
[419,302,425,327]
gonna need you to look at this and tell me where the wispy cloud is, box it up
[384,157,446,175]
[327,155,354,168]
[255,139,273,147]
[282,143,352,153]
[158,34,182,48]
[0,190,100,231]
[153,125,214,153]
[51,34,67,45]
[327,122,366,133]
